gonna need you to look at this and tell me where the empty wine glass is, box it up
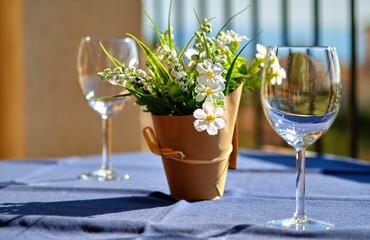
[261,46,342,230]
[77,36,138,181]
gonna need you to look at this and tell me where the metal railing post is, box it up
[350,0,358,158]
[313,0,323,154]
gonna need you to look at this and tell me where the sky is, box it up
[142,0,370,66]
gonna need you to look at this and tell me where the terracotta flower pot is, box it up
[144,85,242,200]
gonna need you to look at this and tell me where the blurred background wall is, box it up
[1,0,370,161]
[0,0,143,159]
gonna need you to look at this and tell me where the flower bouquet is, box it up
[97,2,277,200]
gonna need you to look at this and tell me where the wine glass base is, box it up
[266,217,334,230]
[79,169,130,181]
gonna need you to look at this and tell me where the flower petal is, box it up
[206,123,218,135]
[207,79,219,89]
[213,117,227,129]
[280,68,286,78]
[213,91,225,101]
[212,63,224,74]
[203,59,213,68]
[196,93,206,102]
[256,43,266,55]
[194,120,207,132]
[202,101,215,114]
[204,95,215,103]
[276,77,283,85]
[196,64,207,75]
[213,106,225,117]
[193,109,206,119]
[215,81,225,90]
[198,75,208,85]
[195,85,206,93]
[215,75,226,83]
[271,77,277,85]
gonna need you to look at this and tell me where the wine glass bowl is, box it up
[77,36,138,181]
[261,46,342,230]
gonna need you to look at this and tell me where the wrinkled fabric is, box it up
[0,150,369,239]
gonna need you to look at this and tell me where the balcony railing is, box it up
[142,0,363,159]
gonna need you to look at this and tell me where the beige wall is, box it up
[0,0,143,159]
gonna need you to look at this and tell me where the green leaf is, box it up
[173,95,186,103]
[168,84,180,96]
[230,72,245,79]
[127,88,183,115]
[185,99,196,111]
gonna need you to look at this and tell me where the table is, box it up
[0,150,369,239]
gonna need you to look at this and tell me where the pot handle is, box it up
[143,127,186,160]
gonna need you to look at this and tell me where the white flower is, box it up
[225,30,249,43]
[196,59,226,88]
[213,38,229,53]
[216,32,231,45]
[171,70,184,80]
[270,65,286,85]
[193,101,227,135]
[256,44,281,68]
[255,44,267,65]
[271,54,281,67]
[195,83,225,103]
[136,69,147,78]
[143,83,151,91]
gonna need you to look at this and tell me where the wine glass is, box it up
[77,36,138,181]
[261,46,342,230]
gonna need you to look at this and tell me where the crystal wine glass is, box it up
[77,36,138,181]
[261,46,342,230]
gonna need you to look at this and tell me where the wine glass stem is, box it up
[294,148,307,220]
[101,117,112,171]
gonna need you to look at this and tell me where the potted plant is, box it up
[97,2,275,200]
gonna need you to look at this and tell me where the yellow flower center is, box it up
[205,114,216,122]
[207,70,215,78]
[206,88,214,95]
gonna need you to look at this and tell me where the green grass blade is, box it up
[193,8,201,25]
[144,11,166,46]
[216,5,250,38]
[167,0,173,49]
[127,88,183,115]
[127,33,172,83]
[224,30,262,94]
[178,35,195,62]
[99,42,125,68]
[91,92,132,101]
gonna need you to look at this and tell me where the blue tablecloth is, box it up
[0,150,369,239]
